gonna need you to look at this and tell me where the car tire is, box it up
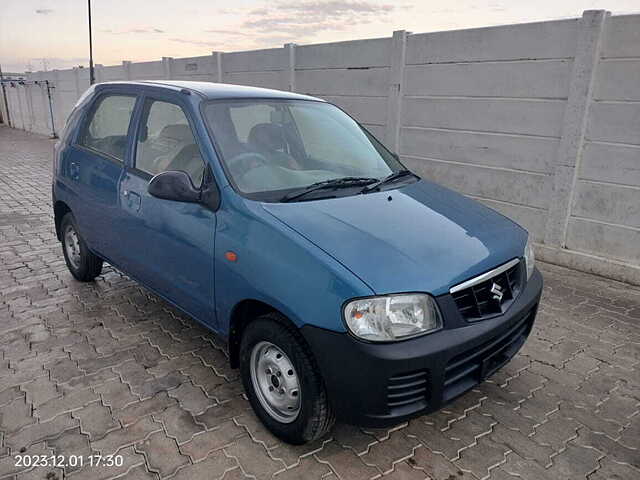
[240,313,335,444]
[60,213,103,282]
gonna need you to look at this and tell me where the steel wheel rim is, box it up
[250,341,301,423]
[64,224,82,270]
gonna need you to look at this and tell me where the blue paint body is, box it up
[53,81,528,339]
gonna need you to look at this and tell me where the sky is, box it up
[1,0,639,73]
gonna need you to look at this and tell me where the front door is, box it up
[119,93,216,325]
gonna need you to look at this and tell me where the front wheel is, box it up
[60,213,103,282]
[239,314,334,444]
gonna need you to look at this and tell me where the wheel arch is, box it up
[54,200,72,241]
[227,299,301,369]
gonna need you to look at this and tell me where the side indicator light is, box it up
[225,251,238,262]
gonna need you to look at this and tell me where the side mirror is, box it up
[148,170,200,203]
[200,166,221,211]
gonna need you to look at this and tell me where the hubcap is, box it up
[64,224,82,270]
[250,341,301,423]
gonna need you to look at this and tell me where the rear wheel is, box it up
[60,213,103,282]
[239,313,334,444]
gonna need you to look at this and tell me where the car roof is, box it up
[97,80,324,102]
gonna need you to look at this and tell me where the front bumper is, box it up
[301,268,543,427]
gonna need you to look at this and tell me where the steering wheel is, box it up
[226,152,269,176]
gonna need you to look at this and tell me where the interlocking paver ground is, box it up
[1,125,639,479]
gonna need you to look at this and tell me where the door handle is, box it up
[129,191,141,212]
[122,190,141,212]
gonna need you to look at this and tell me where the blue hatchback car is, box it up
[53,80,542,444]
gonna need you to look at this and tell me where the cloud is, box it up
[204,29,252,37]
[35,8,53,14]
[169,38,219,47]
[102,27,165,34]
[241,0,400,37]
[279,1,394,15]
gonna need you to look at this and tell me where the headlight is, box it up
[344,293,442,342]
[524,237,535,280]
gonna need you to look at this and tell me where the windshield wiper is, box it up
[361,169,418,193]
[281,177,377,202]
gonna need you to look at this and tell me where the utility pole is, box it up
[0,64,11,127]
[88,0,95,84]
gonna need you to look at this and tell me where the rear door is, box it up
[118,89,216,325]
[66,90,138,263]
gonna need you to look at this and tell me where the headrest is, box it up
[159,124,193,142]
[248,123,285,152]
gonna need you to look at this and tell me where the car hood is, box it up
[261,180,527,296]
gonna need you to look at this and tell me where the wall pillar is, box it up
[212,51,223,83]
[284,43,296,91]
[544,10,608,247]
[73,67,82,97]
[162,57,174,79]
[40,72,51,133]
[94,64,104,83]
[122,60,132,80]
[385,30,407,152]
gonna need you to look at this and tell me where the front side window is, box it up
[203,99,403,200]
[135,99,205,187]
[79,94,136,161]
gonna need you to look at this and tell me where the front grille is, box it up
[451,260,522,321]
[387,369,428,413]
[442,306,536,402]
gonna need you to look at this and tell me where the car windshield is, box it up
[202,99,405,201]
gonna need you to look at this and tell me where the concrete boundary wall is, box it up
[2,9,639,285]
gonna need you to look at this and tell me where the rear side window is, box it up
[135,99,205,187]
[79,95,136,161]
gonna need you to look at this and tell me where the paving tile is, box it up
[589,456,640,480]
[0,442,52,478]
[48,358,83,383]
[454,436,509,479]
[225,436,285,480]
[167,382,213,414]
[93,416,163,456]
[545,443,603,479]
[153,405,205,444]
[136,431,189,478]
[315,441,379,480]
[115,465,159,480]
[114,392,177,427]
[410,446,474,480]
[171,451,237,480]
[23,376,60,407]
[35,387,98,421]
[73,401,119,440]
[267,436,331,468]
[179,420,244,461]
[196,400,250,430]
[360,430,420,474]
[234,411,282,450]
[381,461,428,480]
[66,445,146,480]
[574,428,640,469]
[272,456,332,480]
[94,378,139,409]
[0,395,35,433]
[5,414,78,451]
[133,372,187,400]
[46,427,92,473]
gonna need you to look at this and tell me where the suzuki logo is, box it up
[490,283,504,302]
